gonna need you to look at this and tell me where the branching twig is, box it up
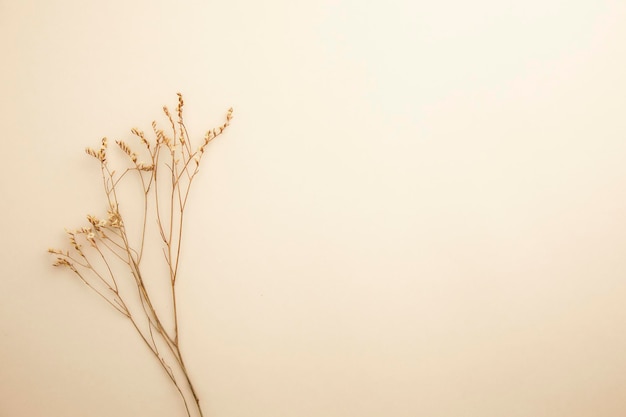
[49,94,233,417]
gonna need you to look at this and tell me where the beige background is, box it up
[2,0,626,416]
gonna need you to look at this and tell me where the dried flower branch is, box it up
[49,94,233,417]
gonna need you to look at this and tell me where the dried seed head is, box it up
[107,209,122,228]
[151,121,160,143]
[53,257,72,267]
[115,140,139,164]
[203,130,215,145]
[85,147,99,159]
[131,127,150,150]
[65,230,81,251]
[163,135,172,150]
[87,214,98,227]
[137,163,154,171]
[200,106,232,151]
[93,137,108,163]
[116,140,132,156]
[177,93,184,121]
[152,122,166,146]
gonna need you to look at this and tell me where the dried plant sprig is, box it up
[49,94,233,417]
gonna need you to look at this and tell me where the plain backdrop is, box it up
[2,0,626,416]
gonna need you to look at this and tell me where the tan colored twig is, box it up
[49,94,233,417]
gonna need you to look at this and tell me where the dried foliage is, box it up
[48,94,233,417]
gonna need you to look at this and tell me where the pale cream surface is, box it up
[2,1,626,416]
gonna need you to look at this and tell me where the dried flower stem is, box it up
[49,94,233,417]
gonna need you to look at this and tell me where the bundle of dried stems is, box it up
[48,94,233,417]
